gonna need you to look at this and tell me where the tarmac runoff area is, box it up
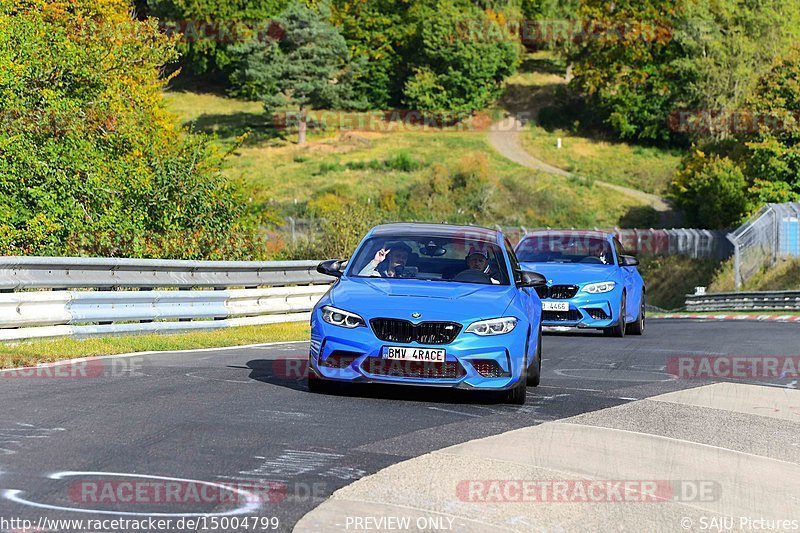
[295,382,800,532]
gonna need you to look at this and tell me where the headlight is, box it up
[321,306,365,328]
[465,317,518,336]
[581,281,616,294]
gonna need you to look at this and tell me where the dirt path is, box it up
[488,117,672,212]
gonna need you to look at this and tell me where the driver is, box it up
[358,241,412,278]
[464,247,500,284]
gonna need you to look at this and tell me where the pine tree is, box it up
[230,2,356,144]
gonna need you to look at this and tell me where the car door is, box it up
[504,239,539,348]
[613,237,639,320]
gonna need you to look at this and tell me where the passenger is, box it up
[358,242,412,278]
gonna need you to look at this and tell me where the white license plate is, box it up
[383,346,445,362]
[542,301,570,312]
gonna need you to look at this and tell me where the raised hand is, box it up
[373,247,390,263]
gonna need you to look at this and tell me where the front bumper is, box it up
[540,287,622,329]
[309,315,530,390]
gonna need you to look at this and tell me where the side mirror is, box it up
[317,259,345,278]
[620,255,639,267]
[519,270,547,288]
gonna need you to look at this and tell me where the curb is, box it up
[652,313,800,322]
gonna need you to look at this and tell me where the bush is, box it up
[669,150,750,229]
[383,152,422,172]
[147,0,289,76]
[0,0,271,259]
[637,255,721,310]
[402,3,520,116]
[403,154,494,223]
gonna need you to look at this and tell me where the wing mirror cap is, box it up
[621,255,639,267]
[317,259,346,278]
[520,270,547,287]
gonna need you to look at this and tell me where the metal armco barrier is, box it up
[685,291,800,312]
[0,257,332,341]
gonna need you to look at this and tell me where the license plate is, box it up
[542,301,569,312]
[383,346,445,362]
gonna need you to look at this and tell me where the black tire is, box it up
[505,375,527,404]
[626,295,645,335]
[527,326,542,386]
[505,352,528,404]
[603,294,626,338]
[307,371,333,394]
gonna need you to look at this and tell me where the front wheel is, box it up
[603,294,626,338]
[307,369,334,394]
[626,295,645,335]
[505,375,527,404]
[505,353,528,404]
[527,326,542,386]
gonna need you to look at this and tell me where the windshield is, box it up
[516,234,614,265]
[348,234,510,285]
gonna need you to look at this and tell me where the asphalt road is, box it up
[0,320,797,532]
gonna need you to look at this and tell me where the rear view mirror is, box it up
[621,255,639,267]
[519,270,547,288]
[317,259,345,278]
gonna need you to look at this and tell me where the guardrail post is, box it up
[727,233,741,291]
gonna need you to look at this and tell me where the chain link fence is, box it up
[728,202,800,290]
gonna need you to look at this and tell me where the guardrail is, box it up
[685,291,800,312]
[0,257,332,341]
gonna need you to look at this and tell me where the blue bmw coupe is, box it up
[309,223,547,404]
[515,230,645,337]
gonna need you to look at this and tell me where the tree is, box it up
[402,2,520,117]
[0,0,269,258]
[230,2,357,144]
[147,0,290,75]
[669,150,750,228]
[568,0,800,143]
[739,46,800,204]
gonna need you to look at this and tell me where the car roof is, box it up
[370,222,500,241]
[520,230,613,241]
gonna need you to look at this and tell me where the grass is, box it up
[0,322,309,369]
[637,255,722,310]
[520,128,683,195]
[164,89,650,229]
[710,258,800,293]
[496,51,683,196]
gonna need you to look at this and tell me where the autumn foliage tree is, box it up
[0,0,270,258]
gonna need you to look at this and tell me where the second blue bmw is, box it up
[515,230,646,337]
[309,223,546,404]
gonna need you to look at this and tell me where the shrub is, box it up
[0,0,270,259]
[402,2,520,116]
[669,150,750,229]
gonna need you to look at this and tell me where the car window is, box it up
[347,234,510,285]
[504,238,522,284]
[613,238,625,265]
[516,234,614,265]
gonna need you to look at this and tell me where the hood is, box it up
[330,277,516,322]
[520,262,617,285]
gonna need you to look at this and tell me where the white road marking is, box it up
[426,407,481,417]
